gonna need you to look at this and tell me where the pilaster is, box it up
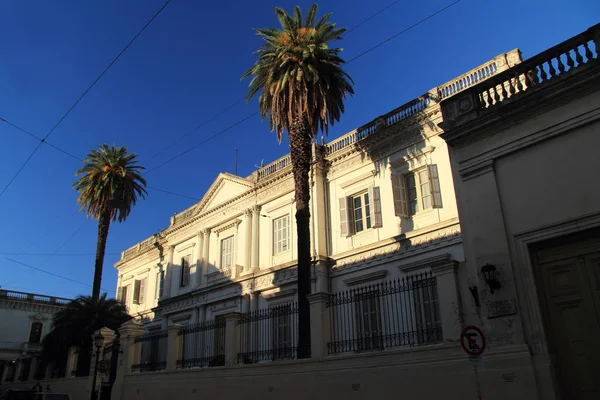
[307,292,331,360]
[201,228,211,287]
[165,324,182,372]
[251,205,261,272]
[244,208,253,274]
[194,232,203,287]
[163,245,175,299]
[224,312,241,367]
[430,259,462,343]
[113,320,145,400]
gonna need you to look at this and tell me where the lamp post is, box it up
[90,332,104,400]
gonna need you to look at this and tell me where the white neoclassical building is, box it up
[114,49,524,361]
[0,289,71,384]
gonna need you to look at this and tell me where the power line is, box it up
[145,0,405,168]
[347,1,461,63]
[5,258,115,293]
[147,186,200,201]
[144,1,460,174]
[0,0,173,199]
[0,252,120,256]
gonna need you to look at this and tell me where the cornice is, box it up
[0,299,67,314]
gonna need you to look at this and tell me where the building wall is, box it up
[439,25,600,400]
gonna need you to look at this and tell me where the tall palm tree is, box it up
[73,144,147,300]
[41,294,132,375]
[243,4,353,357]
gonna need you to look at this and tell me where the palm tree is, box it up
[73,144,147,300]
[243,4,353,357]
[41,294,132,376]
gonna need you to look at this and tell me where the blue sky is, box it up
[0,0,597,299]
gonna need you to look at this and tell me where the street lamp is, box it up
[481,263,501,294]
[90,332,104,400]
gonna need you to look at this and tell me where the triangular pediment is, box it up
[194,173,253,215]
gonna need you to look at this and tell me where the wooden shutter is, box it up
[133,280,141,305]
[427,164,443,208]
[368,186,383,228]
[116,286,122,301]
[121,286,128,306]
[391,174,409,217]
[339,197,349,237]
[139,278,146,304]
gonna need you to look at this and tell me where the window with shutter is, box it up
[121,285,129,307]
[156,270,164,299]
[139,278,147,304]
[29,322,43,344]
[180,256,191,287]
[427,164,443,208]
[116,286,122,301]
[273,215,290,255]
[133,280,141,304]
[220,237,234,269]
[368,186,383,228]
[391,174,409,217]
[339,197,349,237]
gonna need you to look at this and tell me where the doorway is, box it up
[531,228,600,399]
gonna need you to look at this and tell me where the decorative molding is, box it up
[263,198,295,213]
[343,270,389,286]
[459,159,495,181]
[177,242,196,252]
[214,219,242,237]
[339,171,376,190]
[262,288,297,302]
[397,253,455,273]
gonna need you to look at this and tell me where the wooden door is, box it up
[532,231,600,399]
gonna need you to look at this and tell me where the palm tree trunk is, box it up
[92,208,112,301]
[288,117,312,359]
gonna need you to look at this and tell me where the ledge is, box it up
[343,270,389,286]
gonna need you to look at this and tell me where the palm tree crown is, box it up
[243,3,354,141]
[73,144,147,223]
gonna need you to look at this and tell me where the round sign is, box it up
[460,325,486,357]
[97,360,109,374]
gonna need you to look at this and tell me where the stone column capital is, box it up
[244,208,253,217]
[251,204,262,214]
[202,227,211,235]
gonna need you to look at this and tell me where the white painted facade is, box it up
[0,290,70,384]
[114,50,522,329]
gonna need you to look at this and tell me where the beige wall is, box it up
[117,346,536,400]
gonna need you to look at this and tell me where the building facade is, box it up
[440,24,600,400]
[0,289,70,385]
[114,49,522,332]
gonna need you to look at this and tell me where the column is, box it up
[251,205,261,273]
[113,320,145,400]
[307,293,331,360]
[194,232,203,287]
[198,305,206,324]
[163,245,175,298]
[14,360,23,382]
[1,361,10,383]
[240,294,250,313]
[201,228,211,286]
[314,260,329,293]
[65,347,78,378]
[28,357,38,381]
[190,307,199,325]
[430,260,462,343]
[244,209,252,274]
[224,313,241,367]
[165,324,182,372]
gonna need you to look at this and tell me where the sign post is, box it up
[460,326,486,400]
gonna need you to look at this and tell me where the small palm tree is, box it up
[243,4,353,357]
[41,294,132,375]
[73,144,147,300]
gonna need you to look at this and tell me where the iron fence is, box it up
[177,318,226,368]
[238,302,299,364]
[327,272,442,354]
[132,330,168,372]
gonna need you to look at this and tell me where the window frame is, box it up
[180,255,191,287]
[354,291,383,351]
[272,214,290,256]
[28,321,44,344]
[351,191,372,234]
[220,236,235,270]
